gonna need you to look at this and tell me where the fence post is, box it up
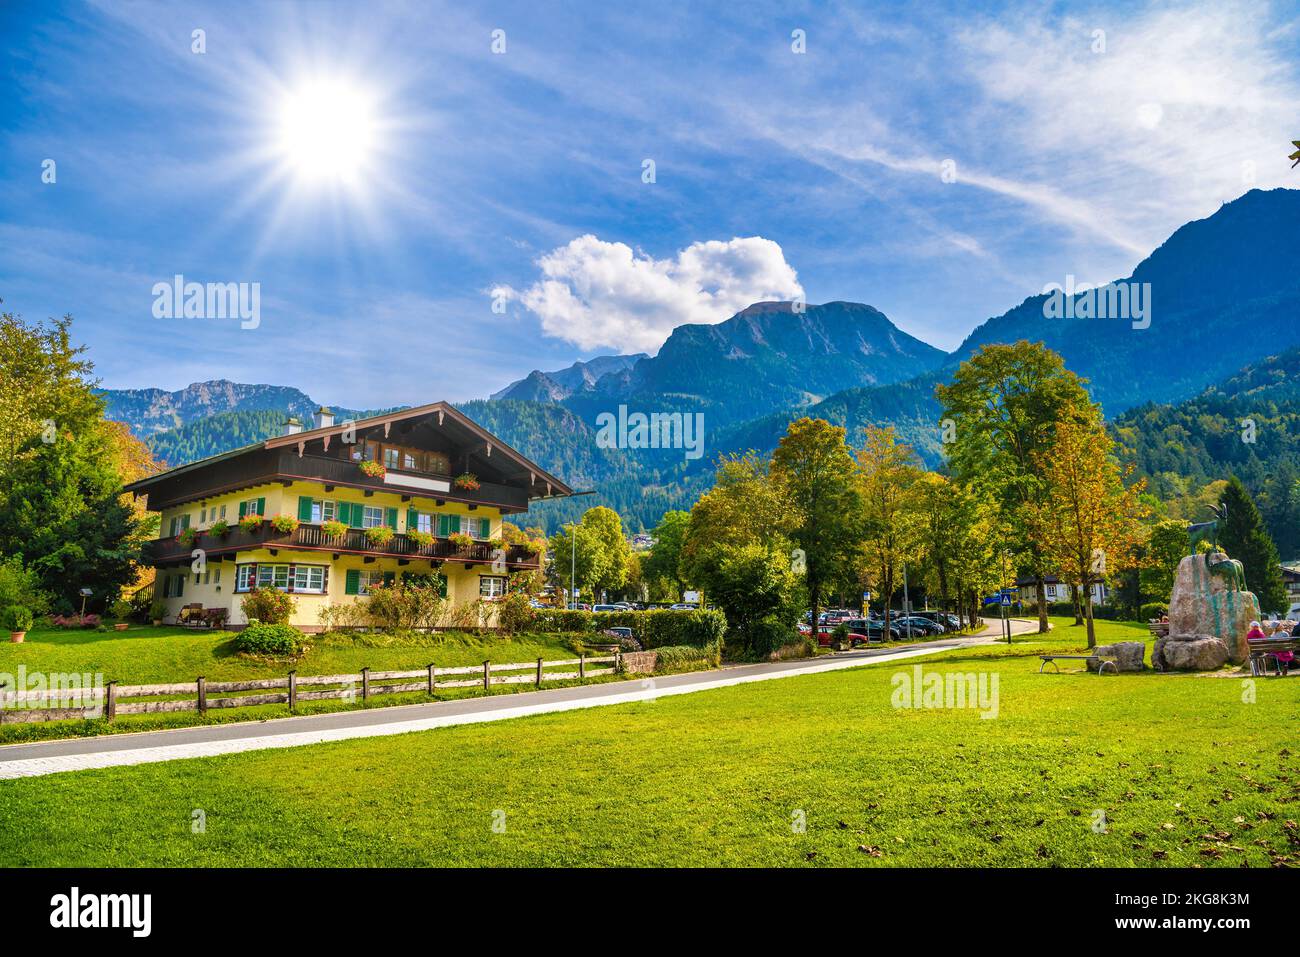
[197,676,207,715]
[615,648,623,673]
[579,653,585,680]
[288,671,297,711]
[483,660,491,692]
[361,667,369,703]
[427,663,436,695]
[106,681,117,721]
[536,657,544,688]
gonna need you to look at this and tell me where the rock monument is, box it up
[1152,505,1258,671]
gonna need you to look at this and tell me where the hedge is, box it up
[652,642,721,674]
[530,608,726,649]
[235,623,304,657]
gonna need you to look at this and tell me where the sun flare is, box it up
[275,78,377,183]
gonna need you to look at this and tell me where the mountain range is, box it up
[100,187,1300,544]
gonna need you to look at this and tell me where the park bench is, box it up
[1247,638,1298,677]
[1038,653,1118,675]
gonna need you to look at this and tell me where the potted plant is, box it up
[150,599,167,626]
[448,531,474,551]
[238,512,264,534]
[110,598,133,631]
[407,528,435,550]
[365,525,394,547]
[177,526,199,547]
[358,460,386,478]
[321,519,348,538]
[5,605,32,643]
[453,472,480,491]
[270,514,299,535]
[209,518,230,537]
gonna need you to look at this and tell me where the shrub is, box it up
[235,623,304,657]
[109,598,133,620]
[321,519,348,538]
[364,583,446,630]
[528,608,728,648]
[149,600,168,622]
[496,591,535,634]
[652,642,721,674]
[365,525,394,547]
[407,529,435,549]
[317,602,368,632]
[240,587,297,625]
[0,557,50,617]
[4,605,33,633]
[270,514,299,534]
[1140,602,1169,620]
[51,613,100,629]
[209,519,230,537]
[238,513,263,533]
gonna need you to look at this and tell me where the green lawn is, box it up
[3,617,1293,867]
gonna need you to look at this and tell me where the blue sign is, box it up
[1000,593,1012,606]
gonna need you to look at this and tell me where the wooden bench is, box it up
[1247,638,1298,677]
[1038,653,1118,675]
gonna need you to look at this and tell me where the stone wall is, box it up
[620,651,657,674]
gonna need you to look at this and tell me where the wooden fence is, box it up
[0,654,619,724]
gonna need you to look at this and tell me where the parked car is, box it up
[915,611,961,631]
[568,603,591,611]
[844,618,901,644]
[893,616,944,636]
[669,603,698,610]
[592,604,621,613]
[601,626,640,649]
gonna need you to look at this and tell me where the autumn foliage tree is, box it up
[1026,417,1149,647]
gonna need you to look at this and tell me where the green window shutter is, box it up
[336,502,349,525]
[406,507,417,530]
[451,514,462,534]
[385,507,398,531]
[238,501,247,519]
[437,514,449,537]
[345,569,360,595]
[298,496,314,521]
[176,575,184,597]
[256,497,266,516]
[350,503,363,528]
[181,514,191,530]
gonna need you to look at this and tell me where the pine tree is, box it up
[1218,475,1287,612]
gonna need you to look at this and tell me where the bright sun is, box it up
[276,79,377,183]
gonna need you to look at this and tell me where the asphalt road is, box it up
[0,617,1042,778]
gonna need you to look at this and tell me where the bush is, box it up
[496,591,535,635]
[1140,602,1169,620]
[0,557,50,618]
[235,623,304,657]
[363,583,445,630]
[149,599,168,622]
[652,642,721,674]
[529,608,727,649]
[50,613,99,628]
[109,598,133,620]
[3,605,33,633]
[240,587,297,625]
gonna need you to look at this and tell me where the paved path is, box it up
[0,618,1041,779]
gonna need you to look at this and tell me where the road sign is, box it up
[999,592,1012,606]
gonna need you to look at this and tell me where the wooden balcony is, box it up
[143,522,541,570]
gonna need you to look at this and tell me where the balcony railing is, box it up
[144,522,541,569]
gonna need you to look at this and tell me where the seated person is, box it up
[1246,620,1267,641]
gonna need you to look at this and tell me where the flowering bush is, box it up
[448,531,474,550]
[239,587,296,625]
[453,472,480,491]
[209,519,230,537]
[50,613,100,629]
[407,528,435,549]
[359,460,386,478]
[522,539,545,556]
[321,519,348,538]
[238,513,264,533]
[270,514,299,534]
[365,525,394,547]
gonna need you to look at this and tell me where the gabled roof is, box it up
[125,401,573,498]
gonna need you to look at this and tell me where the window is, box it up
[163,574,185,598]
[167,514,191,536]
[219,504,227,519]
[239,497,265,517]
[362,505,384,528]
[310,499,337,523]
[359,570,385,594]
[384,447,400,469]
[200,508,207,523]
[403,451,417,470]
[479,576,507,599]
[236,565,256,591]
[257,564,290,591]
[416,512,433,534]
[293,565,326,593]
[213,568,221,585]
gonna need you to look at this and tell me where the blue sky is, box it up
[3,0,1299,408]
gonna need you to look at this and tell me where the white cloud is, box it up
[496,234,804,353]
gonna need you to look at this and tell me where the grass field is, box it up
[3,617,1294,868]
